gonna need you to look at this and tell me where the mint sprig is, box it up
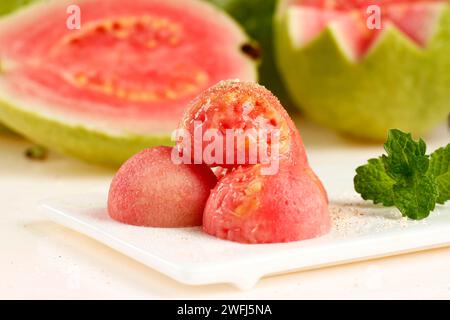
[354,129,449,220]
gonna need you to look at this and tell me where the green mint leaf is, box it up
[393,175,438,220]
[428,144,450,204]
[383,129,429,179]
[382,130,438,219]
[354,158,395,206]
[354,129,444,220]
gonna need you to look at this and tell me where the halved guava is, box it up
[0,0,257,165]
[275,0,450,140]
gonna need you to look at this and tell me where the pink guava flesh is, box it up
[178,80,308,167]
[203,164,330,243]
[0,0,256,135]
[108,146,217,227]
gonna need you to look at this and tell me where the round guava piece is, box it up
[0,0,257,165]
[275,0,450,140]
[108,146,217,228]
[203,163,330,243]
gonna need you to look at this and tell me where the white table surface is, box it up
[0,119,449,300]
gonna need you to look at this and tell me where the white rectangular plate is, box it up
[40,191,450,290]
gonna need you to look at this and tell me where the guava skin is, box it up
[108,146,217,228]
[178,81,330,244]
[0,0,35,16]
[275,1,450,141]
[0,125,12,134]
[0,98,173,166]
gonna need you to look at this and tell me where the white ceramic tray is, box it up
[40,191,450,290]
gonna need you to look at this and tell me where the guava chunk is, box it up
[108,146,217,227]
[203,164,330,243]
[178,80,308,167]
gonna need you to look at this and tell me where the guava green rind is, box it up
[0,98,173,166]
[0,0,38,16]
[207,0,295,109]
[0,123,12,133]
[274,4,450,141]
